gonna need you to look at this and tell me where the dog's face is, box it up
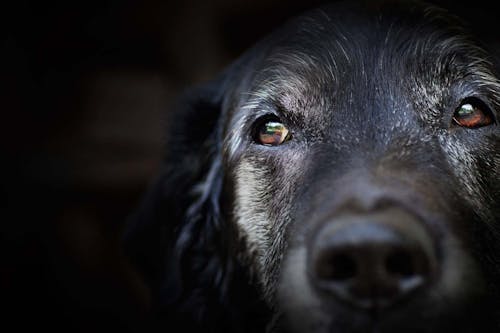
[218,1,500,332]
[125,1,500,332]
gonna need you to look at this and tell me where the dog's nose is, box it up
[309,211,438,310]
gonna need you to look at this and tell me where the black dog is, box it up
[124,1,500,332]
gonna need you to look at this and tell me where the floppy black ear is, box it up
[122,73,242,331]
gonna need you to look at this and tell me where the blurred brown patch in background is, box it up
[2,0,498,331]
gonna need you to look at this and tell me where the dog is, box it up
[124,1,500,332]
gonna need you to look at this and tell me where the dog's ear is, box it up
[122,71,237,327]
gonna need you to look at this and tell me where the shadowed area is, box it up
[2,1,498,332]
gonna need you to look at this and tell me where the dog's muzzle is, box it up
[307,207,439,311]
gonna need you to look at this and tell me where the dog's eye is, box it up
[256,121,291,146]
[452,98,495,129]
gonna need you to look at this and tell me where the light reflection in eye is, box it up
[453,99,494,129]
[257,121,291,146]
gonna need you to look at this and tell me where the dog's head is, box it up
[125,1,500,332]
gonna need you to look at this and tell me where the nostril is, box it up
[385,248,416,278]
[309,214,438,310]
[317,252,357,281]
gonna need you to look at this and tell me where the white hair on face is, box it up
[232,158,293,300]
[250,50,336,110]
[222,46,330,302]
[222,55,335,165]
[231,146,308,302]
[233,157,293,302]
[438,134,495,223]
[233,159,273,278]
[376,14,500,128]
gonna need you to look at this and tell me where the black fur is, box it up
[124,1,500,332]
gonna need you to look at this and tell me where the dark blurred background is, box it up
[2,0,498,332]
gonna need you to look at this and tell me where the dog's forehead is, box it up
[221,0,500,162]
[230,1,495,125]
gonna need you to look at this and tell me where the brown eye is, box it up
[452,98,495,129]
[256,121,291,146]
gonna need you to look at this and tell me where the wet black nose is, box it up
[310,212,438,309]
